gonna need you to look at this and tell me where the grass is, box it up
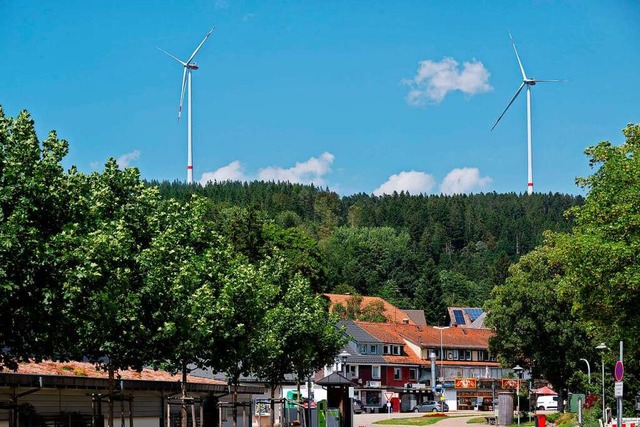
[373,414,541,426]
[372,415,447,426]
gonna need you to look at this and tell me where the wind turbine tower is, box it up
[491,33,565,195]
[158,27,216,184]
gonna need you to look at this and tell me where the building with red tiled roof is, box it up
[323,294,416,325]
[332,318,515,413]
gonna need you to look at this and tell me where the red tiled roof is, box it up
[398,325,494,349]
[324,294,416,325]
[14,361,225,385]
[355,322,426,366]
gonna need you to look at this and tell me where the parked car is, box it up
[412,401,449,413]
[536,395,558,411]
[353,399,365,414]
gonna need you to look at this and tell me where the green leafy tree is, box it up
[322,226,416,297]
[414,259,446,325]
[550,124,640,348]
[546,124,640,413]
[484,245,592,412]
[331,295,387,322]
[140,196,236,427]
[438,270,483,306]
[53,160,159,427]
[253,274,345,427]
[197,258,279,427]
[0,108,72,370]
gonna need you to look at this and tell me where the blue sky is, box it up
[1,1,638,196]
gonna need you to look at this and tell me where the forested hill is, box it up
[151,180,583,324]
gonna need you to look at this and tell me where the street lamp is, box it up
[433,326,450,376]
[596,343,608,425]
[513,365,523,427]
[580,358,592,385]
[339,351,350,376]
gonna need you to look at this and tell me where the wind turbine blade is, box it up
[157,47,187,66]
[187,26,216,64]
[491,82,526,131]
[178,68,187,122]
[509,33,527,80]
[532,79,568,83]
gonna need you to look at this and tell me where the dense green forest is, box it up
[151,180,583,324]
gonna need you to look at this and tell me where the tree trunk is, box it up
[232,379,238,427]
[108,367,115,427]
[270,387,275,427]
[181,363,188,427]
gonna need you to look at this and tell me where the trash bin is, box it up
[534,414,546,427]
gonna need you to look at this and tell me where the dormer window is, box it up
[358,344,367,354]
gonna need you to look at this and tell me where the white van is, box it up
[536,395,558,410]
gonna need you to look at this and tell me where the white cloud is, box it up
[116,150,141,168]
[242,13,256,22]
[198,153,335,187]
[199,160,248,184]
[403,57,492,106]
[373,171,437,196]
[258,152,334,186]
[439,167,492,195]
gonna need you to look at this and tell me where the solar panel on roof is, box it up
[453,309,466,325]
[465,308,484,321]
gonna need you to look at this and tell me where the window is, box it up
[409,369,417,380]
[393,345,402,355]
[394,368,401,380]
[363,391,381,406]
[358,344,367,354]
[349,365,358,378]
[383,345,390,355]
[369,345,377,354]
[372,365,381,379]
[463,350,472,361]
[477,351,486,361]
[447,350,459,360]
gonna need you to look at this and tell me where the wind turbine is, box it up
[491,33,565,195]
[158,27,215,184]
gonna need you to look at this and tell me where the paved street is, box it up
[353,411,483,427]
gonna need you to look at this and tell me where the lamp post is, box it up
[339,351,350,376]
[433,326,450,377]
[513,365,523,427]
[434,326,450,412]
[596,343,608,425]
[579,358,591,385]
[338,351,352,427]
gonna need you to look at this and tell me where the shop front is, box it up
[454,379,498,412]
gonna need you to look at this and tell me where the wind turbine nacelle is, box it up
[188,63,199,70]
[525,78,536,85]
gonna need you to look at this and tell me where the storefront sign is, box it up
[455,378,477,389]
[501,379,518,389]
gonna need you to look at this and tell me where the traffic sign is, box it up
[615,361,624,381]
[384,392,394,401]
[615,381,623,397]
